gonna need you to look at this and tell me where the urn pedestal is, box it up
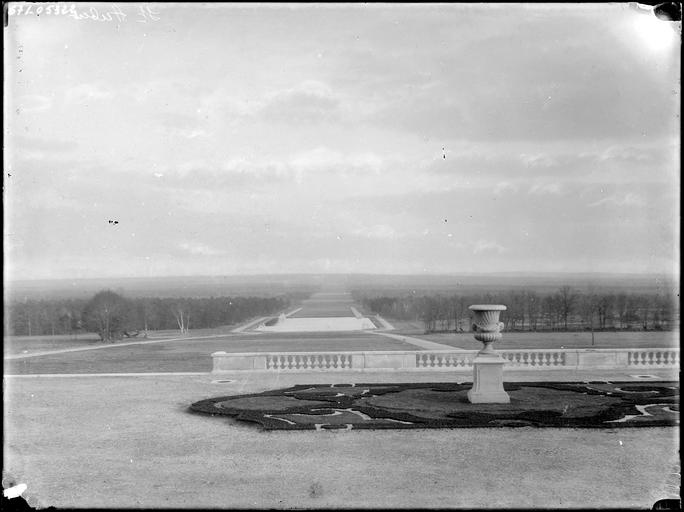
[467,305,510,404]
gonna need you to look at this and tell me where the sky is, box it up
[4,3,681,280]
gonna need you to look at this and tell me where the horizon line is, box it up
[5,270,679,284]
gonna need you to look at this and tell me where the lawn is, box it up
[412,330,679,350]
[3,373,679,509]
[3,332,419,375]
[3,323,259,357]
[3,333,103,357]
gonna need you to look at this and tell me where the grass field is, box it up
[2,323,263,358]
[412,330,679,350]
[3,332,417,375]
[3,333,103,357]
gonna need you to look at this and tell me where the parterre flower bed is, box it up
[190,381,679,430]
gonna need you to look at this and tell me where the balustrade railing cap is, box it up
[468,304,507,311]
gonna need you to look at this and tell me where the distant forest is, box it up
[4,292,297,339]
[354,287,679,333]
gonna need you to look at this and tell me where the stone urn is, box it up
[467,304,509,403]
[469,304,507,355]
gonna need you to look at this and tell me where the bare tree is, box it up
[525,290,540,331]
[558,286,577,330]
[171,302,191,334]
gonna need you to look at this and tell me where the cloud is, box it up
[256,80,341,123]
[473,239,507,254]
[178,242,224,256]
[9,135,79,158]
[180,128,210,139]
[17,94,52,113]
[529,182,563,195]
[351,224,398,239]
[588,193,644,208]
[493,181,519,196]
[519,153,557,168]
[65,83,113,103]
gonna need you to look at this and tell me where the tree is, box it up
[525,291,540,331]
[82,290,134,342]
[596,294,615,330]
[557,286,578,330]
[171,301,191,334]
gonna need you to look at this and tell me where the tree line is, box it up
[4,290,291,341]
[355,286,678,333]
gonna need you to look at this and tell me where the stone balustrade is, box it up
[211,348,680,373]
